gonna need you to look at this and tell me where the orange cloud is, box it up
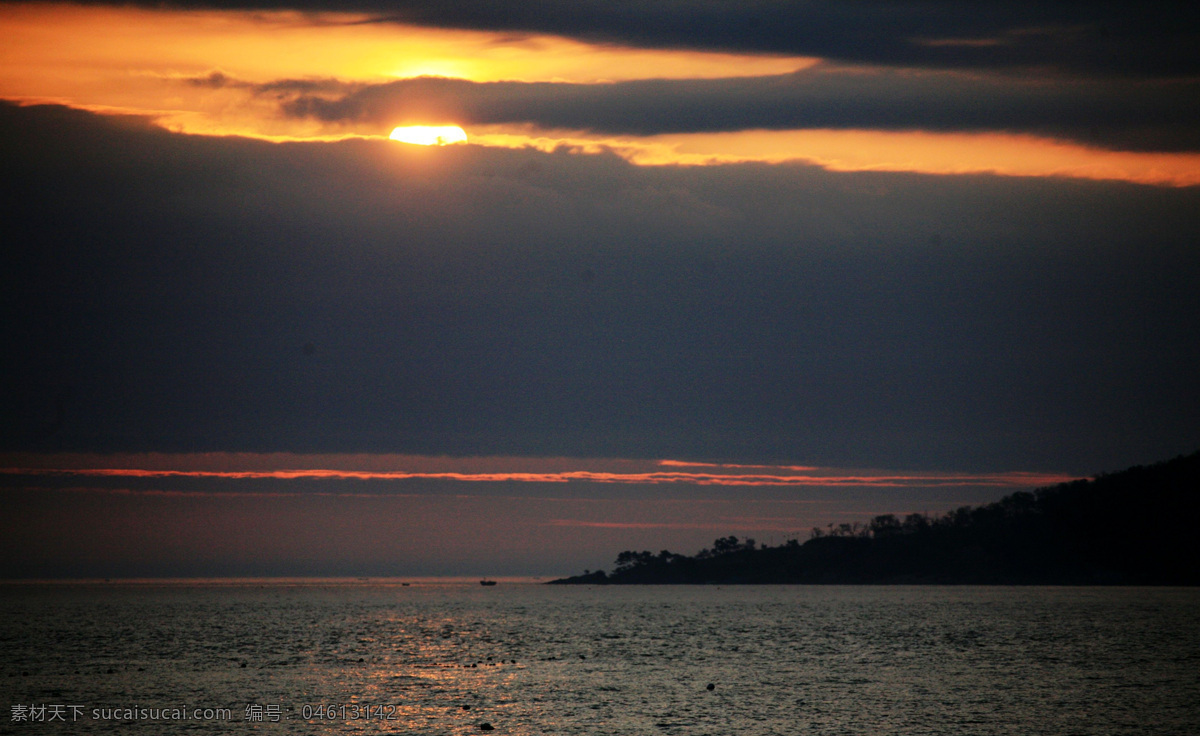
[469,126,1200,187]
[0,454,1077,489]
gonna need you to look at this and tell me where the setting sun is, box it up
[389,125,468,145]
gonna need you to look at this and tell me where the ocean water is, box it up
[1,582,1198,735]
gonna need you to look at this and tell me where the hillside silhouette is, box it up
[550,451,1200,585]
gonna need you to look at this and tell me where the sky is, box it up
[2,0,1198,578]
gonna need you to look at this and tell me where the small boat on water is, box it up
[479,579,497,586]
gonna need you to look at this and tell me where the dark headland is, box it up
[549,451,1200,585]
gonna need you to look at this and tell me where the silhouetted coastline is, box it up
[549,451,1200,585]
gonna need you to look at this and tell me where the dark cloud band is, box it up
[232,69,1200,153]
[4,102,1199,474]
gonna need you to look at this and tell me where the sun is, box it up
[389,125,468,146]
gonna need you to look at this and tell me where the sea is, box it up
[1,581,1198,735]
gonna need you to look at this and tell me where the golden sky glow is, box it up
[0,3,810,125]
[1,2,1197,184]
[390,125,468,145]
[0,3,812,86]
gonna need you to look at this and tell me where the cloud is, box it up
[3,102,1199,474]
[0,463,1077,489]
[241,67,1200,153]
[56,0,1200,78]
